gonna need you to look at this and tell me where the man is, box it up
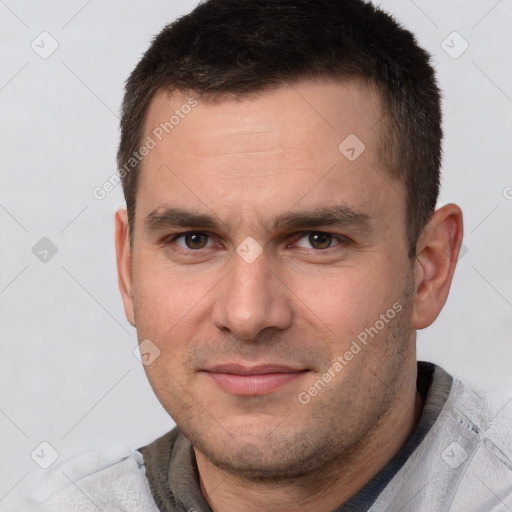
[33,0,512,510]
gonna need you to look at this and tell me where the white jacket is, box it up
[29,364,512,512]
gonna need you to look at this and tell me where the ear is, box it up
[115,207,135,327]
[411,203,464,329]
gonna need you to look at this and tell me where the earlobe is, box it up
[114,207,136,327]
[411,203,463,330]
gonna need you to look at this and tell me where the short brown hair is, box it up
[118,0,442,258]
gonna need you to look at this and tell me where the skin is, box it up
[115,79,463,511]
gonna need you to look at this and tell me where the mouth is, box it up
[201,364,310,396]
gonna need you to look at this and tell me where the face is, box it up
[119,79,419,479]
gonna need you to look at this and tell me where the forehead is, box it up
[137,79,404,235]
[144,78,383,155]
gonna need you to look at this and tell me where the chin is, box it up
[189,423,343,482]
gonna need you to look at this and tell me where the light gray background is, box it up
[1,0,511,509]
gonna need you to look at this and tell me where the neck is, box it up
[195,370,423,512]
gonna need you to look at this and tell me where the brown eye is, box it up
[183,232,208,249]
[308,232,333,249]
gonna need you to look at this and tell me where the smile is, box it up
[202,364,309,395]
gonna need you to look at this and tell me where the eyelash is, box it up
[164,231,351,256]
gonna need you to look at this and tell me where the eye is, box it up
[172,232,212,250]
[294,231,344,250]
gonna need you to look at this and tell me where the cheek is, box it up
[288,259,407,360]
[132,261,206,410]
[290,267,384,328]
[133,253,213,327]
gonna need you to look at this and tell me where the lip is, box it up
[202,364,309,396]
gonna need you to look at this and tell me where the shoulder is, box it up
[446,378,512,511]
[28,450,160,512]
[373,368,512,511]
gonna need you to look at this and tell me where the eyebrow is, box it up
[144,205,373,234]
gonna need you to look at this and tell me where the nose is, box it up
[211,249,293,340]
